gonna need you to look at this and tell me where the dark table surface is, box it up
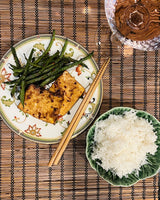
[0,0,159,199]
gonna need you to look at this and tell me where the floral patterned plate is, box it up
[0,34,103,144]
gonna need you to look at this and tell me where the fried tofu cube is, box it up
[18,84,63,124]
[18,71,85,124]
[49,71,85,116]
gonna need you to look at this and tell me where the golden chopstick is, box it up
[48,58,110,167]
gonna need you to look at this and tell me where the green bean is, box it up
[39,52,93,87]
[5,30,94,106]
[23,48,35,76]
[40,57,62,72]
[26,51,93,85]
[39,41,68,73]
[28,50,60,70]
[26,72,52,85]
[4,79,18,85]
[9,64,18,70]
[11,49,35,80]
[66,57,89,69]
[40,73,63,87]
[11,46,21,68]
[34,30,55,64]
[44,50,60,66]
[42,56,72,73]
[59,39,68,59]
[16,48,35,105]
[39,39,68,72]
[13,72,22,77]
[10,77,22,96]
[13,68,24,73]
[25,59,67,81]
[11,84,17,97]
[26,60,67,85]
[28,66,40,74]
[57,51,93,72]
[28,61,43,68]
[19,80,25,106]
[40,39,68,70]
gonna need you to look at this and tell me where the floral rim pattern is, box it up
[86,107,160,186]
[0,34,103,144]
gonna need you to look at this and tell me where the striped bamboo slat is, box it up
[0,0,159,199]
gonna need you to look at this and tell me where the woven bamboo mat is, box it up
[0,0,159,199]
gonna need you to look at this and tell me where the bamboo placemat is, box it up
[0,0,159,199]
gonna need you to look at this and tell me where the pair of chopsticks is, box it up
[48,58,110,167]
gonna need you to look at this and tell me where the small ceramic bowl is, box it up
[86,107,160,186]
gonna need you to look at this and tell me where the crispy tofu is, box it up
[18,71,85,124]
[18,84,63,124]
[49,71,85,116]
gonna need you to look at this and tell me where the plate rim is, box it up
[86,106,160,186]
[0,33,103,144]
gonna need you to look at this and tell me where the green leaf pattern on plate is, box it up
[1,96,15,107]
[0,34,102,144]
[33,42,45,51]
[64,48,74,57]
[86,107,160,186]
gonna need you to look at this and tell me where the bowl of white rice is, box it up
[86,107,160,186]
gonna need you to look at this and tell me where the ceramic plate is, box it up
[0,34,103,144]
[86,107,160,186]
